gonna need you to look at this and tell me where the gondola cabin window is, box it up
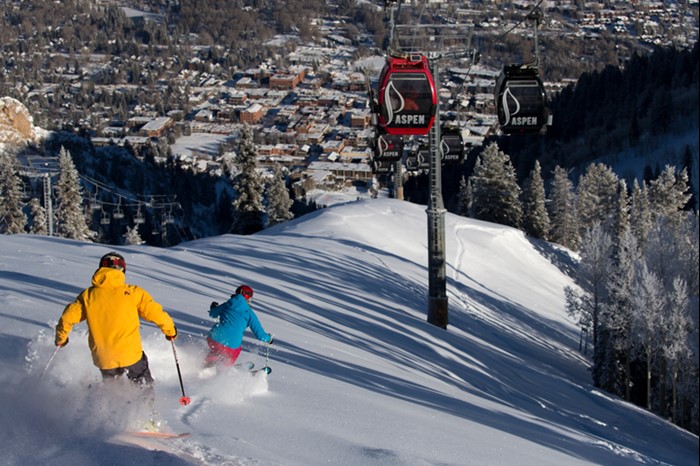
[377,55,437,136]
[495,65,548,135]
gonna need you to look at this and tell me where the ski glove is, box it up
[210,301,219,309]
[266,334,274,345]
[55,337,68,347]
[166,328,177,341]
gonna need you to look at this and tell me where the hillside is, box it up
[0,198,697,465]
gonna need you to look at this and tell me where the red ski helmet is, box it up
[236,285,254,300]
[99,252,126,272]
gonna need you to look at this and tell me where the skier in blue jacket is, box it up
[204,285,273,367]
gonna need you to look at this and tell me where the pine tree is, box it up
[630,260,665,411]
[576,163,619,236]
[669,213,699,432]
[231,125,265,235]
[663,277,692,424]
[602,227,639,399]
[679,213,699,301]
[548,166,579,250]
[681,145,697,211]
[56,146,93,241]
[469,142,522,229]
[28,198,48,235]
[645,216,682,290]
[611,179,629,252]
[648,165,691,229]
[266,163,294,227]
[564,285,594,354]
[629,179,652,251]
[579,223,613,388]
[123,224,144,245]
[521,160,550,240]
[0,150,28,234]
[641,214,697,419]
[648,86,674,135]
[457,175,471,217]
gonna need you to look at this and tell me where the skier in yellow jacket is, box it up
[55,252,177,387]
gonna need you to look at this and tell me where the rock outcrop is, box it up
[0,96,48,146]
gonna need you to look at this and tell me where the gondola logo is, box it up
[440,138,459,161]
[377,135,400,159]
[384,81,404,124]
[501,88,538,127]
[501,87,520,126]
[384,81,425,126]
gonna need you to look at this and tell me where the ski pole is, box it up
[40,345,61,378]
[261,336,272,375]
[170,339,191,406]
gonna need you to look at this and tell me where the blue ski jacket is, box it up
[207,293,271,349]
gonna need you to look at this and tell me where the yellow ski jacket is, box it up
[55,267,176,370]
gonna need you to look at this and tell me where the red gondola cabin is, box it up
[377,55,438,136]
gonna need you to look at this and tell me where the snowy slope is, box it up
[0,198,697,466]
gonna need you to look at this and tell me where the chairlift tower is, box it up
[379,2,480,330]
[19,160,59,236]
[425,54,448,329]
[42,174,54,236]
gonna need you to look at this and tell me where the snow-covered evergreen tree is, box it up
[28,198,48,235]
[601,227,639,399]
[679,213,699,302]
[659,214,699,431]
[648,165,692,229]
[611,179,629,252]
[642,213,697,419]
[662,277,692,424]
[123,224,144,245]
[0,150,28,234]
[521,160,550,240]
[457,175,471,217]
[564,285,594,354]
[579,223,613,388]
[548,166,579,250]
[231,125,265,235]
[56,146,93,241]
[645,216,681,291]
[576,163,619,236]
[630,260,666,411]
[265,163,294,227]
[629,179,652,251]
[567,163,698,431]
[469,142,522,228]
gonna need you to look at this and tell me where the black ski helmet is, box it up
[99,252,126,272]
